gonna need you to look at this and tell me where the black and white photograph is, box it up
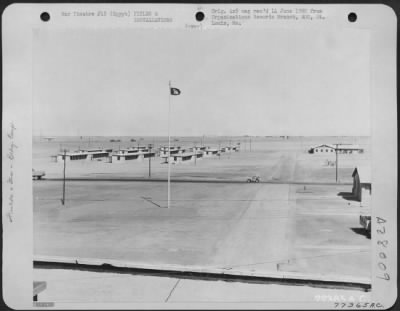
[2,3,397,309]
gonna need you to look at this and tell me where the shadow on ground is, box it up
[350,228,370,239]
[337,192,358,202]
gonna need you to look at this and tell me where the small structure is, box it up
[86,148,112,159]
[159,146,181,157]
[220,146,231,152]
[161,151,203,164]
[191,146,206,153]
[336,144,364,154]
[203,148,219,157]
[56,149,111,162]
[352,166,371,205]
[220,146,239,152]
[308,144,335,154]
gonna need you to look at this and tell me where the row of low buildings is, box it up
[55,145,239,164]
[55,149,113,162]
[309,144,364,154]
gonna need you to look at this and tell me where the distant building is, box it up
[220,146,239,152]
[352,166,371,205]
[203,148,219,157]
[308,144,335,154]
[86,149,112,159]
[336,144,364,154]
[161,152,203,164]
[191,146,206,152]
[111,148,155,163]
[159,146,181,157]
[309,144,363,154]
[56,149,111,162]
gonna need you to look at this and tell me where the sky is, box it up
[33,27,370,136]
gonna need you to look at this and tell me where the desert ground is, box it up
[33,136,371,299]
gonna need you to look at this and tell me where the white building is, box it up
[309,144,335,154]
[191,146,206,152]
[161,151,203,164]
[336,144,364,154]
[56,149,111,162]
[309,144,363,154]
[159,146,181,157]
[111,148,155,163]
[203,148,219,157]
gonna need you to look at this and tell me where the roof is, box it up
[161,152,195,158]
[119,149,139,153]
[160,146,180,150]
[58,151,88,156]
[312,144,363,150]
[352,166,371,183]
[113,152,139,157]
[84,149,109,153]
[312,144,335,149]
[337,144,361,150]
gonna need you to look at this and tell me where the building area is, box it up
[111,147,155,163]
[55,144,239,164]
[309,144,364,154]
[56,149,111,162]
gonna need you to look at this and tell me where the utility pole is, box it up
[250,137,252,152]
[62,149,66,205]
[167,81,172,208]
[194,142,197,165]
[335,143,339,183]
[148,144,153,178]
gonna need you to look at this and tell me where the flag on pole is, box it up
[170,87,181,96]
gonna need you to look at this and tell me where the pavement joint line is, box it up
[141,196,161,208]
[165,279,181,302]
[33,255,371,291]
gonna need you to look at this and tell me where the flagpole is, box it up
[167,81,171,208]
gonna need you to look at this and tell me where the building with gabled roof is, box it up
[309,144,364,154]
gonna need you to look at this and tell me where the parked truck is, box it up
[32,169,45,180]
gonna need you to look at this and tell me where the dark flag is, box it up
[170,87,181,96]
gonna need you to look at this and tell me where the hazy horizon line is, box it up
[33,135,371,138]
